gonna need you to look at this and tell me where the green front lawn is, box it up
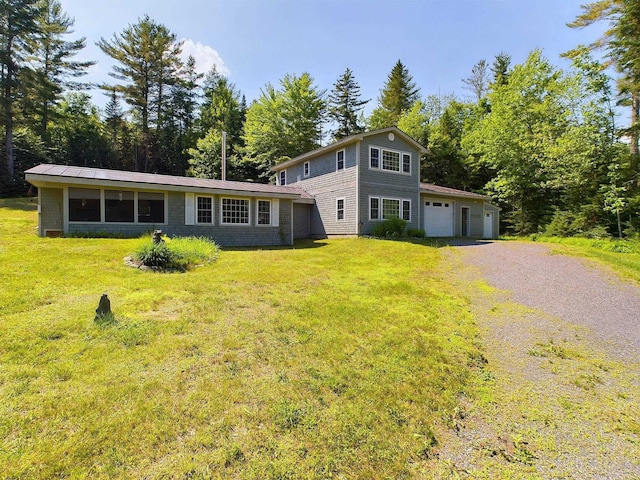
[0,198,482,479]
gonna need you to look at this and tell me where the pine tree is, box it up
[0,0,39,176]
[370,60,420,129]
[327,68,369,139]
[27,0,94,143]
[97,15,183,172]
[491,52,511,87]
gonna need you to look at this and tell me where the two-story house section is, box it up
[273,127,499,239]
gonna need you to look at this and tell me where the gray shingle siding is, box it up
[284,143,357,184]
[39,187,63,235]
[66,191,293,246]
[293,203,311,239]
[358,135,421,234]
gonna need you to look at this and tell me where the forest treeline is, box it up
[2,0,640,236]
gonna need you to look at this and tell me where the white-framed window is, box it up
[369,145,411,174]
[304,161,310,177]
[369,197,380,220]
[402,153,411,174]
[279,170,286,186]
[370,147,380,169]
[402,200,411,221]
[221,197,250,225]
[371,196,412,221]
[336,150,345,170]
[197,196,213,224]
[336,198,345,221]
[257,199,271,225]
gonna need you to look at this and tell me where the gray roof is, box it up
[272,127,428,171]
[420,182,488,200]
[25,164,313,201]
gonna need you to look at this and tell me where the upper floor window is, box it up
[336,150,345,170]
[370,146,411,174]
[370,147,380,169]
[304,162,310,177]
[221,198,250,225]
[279,170,286,186]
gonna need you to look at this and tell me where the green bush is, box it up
[371,217,407,238]
[406,228,425,238]
[136,240,175,268]
[134,236,219,271]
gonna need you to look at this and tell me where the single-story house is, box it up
[25,127,499,246]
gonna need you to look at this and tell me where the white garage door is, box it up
[424,199,453,237]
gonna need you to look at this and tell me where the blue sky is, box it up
[59,0,607,114]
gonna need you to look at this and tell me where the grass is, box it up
[525,235,640,284]
[0,198,483,479]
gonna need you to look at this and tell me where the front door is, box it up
[483,211,494,238]
[461,207,469,237]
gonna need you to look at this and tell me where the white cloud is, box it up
[180,38,230,78]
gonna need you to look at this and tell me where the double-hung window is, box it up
[304,162,310,177]
[402,154,411,174]
[370,197,380,220]
[370,147,380,169]
[382,150,400,172]
[197,197,213,223]
[257,200,271,225]
[279,170,286,186]
[336,198,345,221]
[336,150,345,170]
[402,200,411,221]
[382,198,400,220]
[371,197,411,221]
[221,198,250,225]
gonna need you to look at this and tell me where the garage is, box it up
[423,198,453,237]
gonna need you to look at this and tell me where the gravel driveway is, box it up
[457,241,640,363]
[432,240,640,479]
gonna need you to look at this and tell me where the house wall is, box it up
[485,203,501,239]
[39,187,64,236]
[358,134,421,234]
[65,189,293,246]
[293,148,359,236]
[292,203,311,239]
[419,193,486,237]
[283,143,358,184]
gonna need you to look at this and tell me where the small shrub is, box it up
[406,227,425,238]
[136,240,175,268]
[371,217,407,238]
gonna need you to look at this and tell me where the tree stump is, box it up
[152,230,164,244]
[95,294,112,321]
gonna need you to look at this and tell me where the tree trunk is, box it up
[630,91,639,175]
[4,63,15,176]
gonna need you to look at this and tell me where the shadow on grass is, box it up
[0,197,38,211]
[221,239,329,252]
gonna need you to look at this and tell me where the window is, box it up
[402,200,411,221]
[257,200,271,225]
[336,198,345,221]
[304,162,310,177]
[69,188,100,222]
[138,192,165,223]
[221,198,249,224]
[279,170,286,186]
[105,190,134,222]
[373,197,411,221]
[370,147,380,169]
[370,197,380,220]
[197,196,213,223]
[382,198,400,220]
[402,154,411,174]
[382,150,400,172]
[336,150,345,170]
[370,146,411,174]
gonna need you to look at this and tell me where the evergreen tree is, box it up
[370,60,420,129]
[27,0,94,143]
[491,52,511,87]
[327,68,369,139]
[97,16,183,172]
[0,0,39,176]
